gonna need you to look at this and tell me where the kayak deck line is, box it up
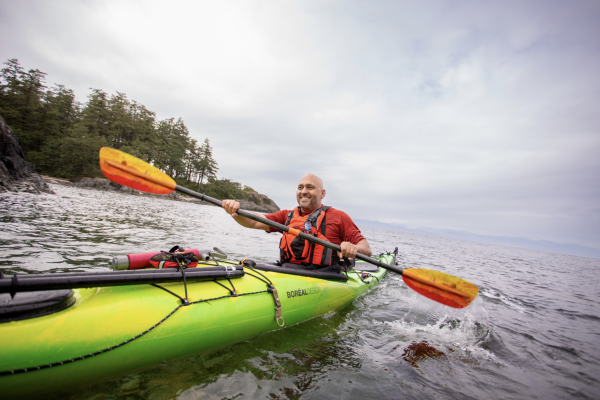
[0,265,246,295]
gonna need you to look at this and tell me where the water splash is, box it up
[383,295,494,366]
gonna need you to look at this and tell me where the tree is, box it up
[0,59,26,122]
[80,89,111,140]
[194,138,218,192]
[44,84,80,137]
[0,59,48,156]
[39,122,107,178]
[152,117,190,178]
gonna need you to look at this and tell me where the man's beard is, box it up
[298,195,318,210]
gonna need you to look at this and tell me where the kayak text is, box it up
[287,287,321,298]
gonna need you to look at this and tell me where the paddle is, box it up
[99,147,479,308]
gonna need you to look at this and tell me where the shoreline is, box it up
[41,176,279,213]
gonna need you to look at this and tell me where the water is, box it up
[1,185,599,399]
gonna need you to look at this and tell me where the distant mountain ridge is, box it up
[354,219,600,260]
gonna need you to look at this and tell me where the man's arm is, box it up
[222,200,272,232]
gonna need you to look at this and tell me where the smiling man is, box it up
[222,173,372,271]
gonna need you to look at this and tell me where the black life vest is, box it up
[279,206,332,266]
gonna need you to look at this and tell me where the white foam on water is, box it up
[385,296,496,364]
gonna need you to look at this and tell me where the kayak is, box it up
[0,249,397,399]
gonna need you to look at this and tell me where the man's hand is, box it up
[338,241,359,259]
[222,200,241,218]
[337,239,372,259]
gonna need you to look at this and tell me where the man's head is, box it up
[297,173,326,213]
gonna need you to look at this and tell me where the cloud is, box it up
[1,0,599,247]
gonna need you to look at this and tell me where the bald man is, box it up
[223,173,372,271]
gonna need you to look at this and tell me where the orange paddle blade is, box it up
[402,268,479,309]
[99,147,176,194]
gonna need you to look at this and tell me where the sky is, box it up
[1,0,599,248]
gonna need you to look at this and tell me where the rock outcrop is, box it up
[238,191,280,214]
[67,178,280,213]
[0,114,53,194]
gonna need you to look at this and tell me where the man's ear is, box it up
[321,189,326,200]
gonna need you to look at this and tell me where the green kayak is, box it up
[0,249,396,399]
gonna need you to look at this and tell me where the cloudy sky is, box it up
[1,0,599,248]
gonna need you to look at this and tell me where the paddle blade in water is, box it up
[99,147,176,194]
[402,268,479,308]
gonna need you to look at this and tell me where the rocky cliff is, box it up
[0,114,53,194]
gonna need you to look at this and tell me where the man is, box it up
[222,173,371,270]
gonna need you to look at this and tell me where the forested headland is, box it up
[0,59,273,206]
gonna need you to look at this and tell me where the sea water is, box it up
[1,185,599,399]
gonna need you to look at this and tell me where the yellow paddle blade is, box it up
[402,268,479,309]
[99,147,176,194]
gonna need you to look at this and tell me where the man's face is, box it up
[297,175,325,212]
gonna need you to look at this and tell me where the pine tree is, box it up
[0,59,48,155]
[153,117,190,178]
[195,138,218,192]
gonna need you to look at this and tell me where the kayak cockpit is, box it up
[0,289,75,322]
